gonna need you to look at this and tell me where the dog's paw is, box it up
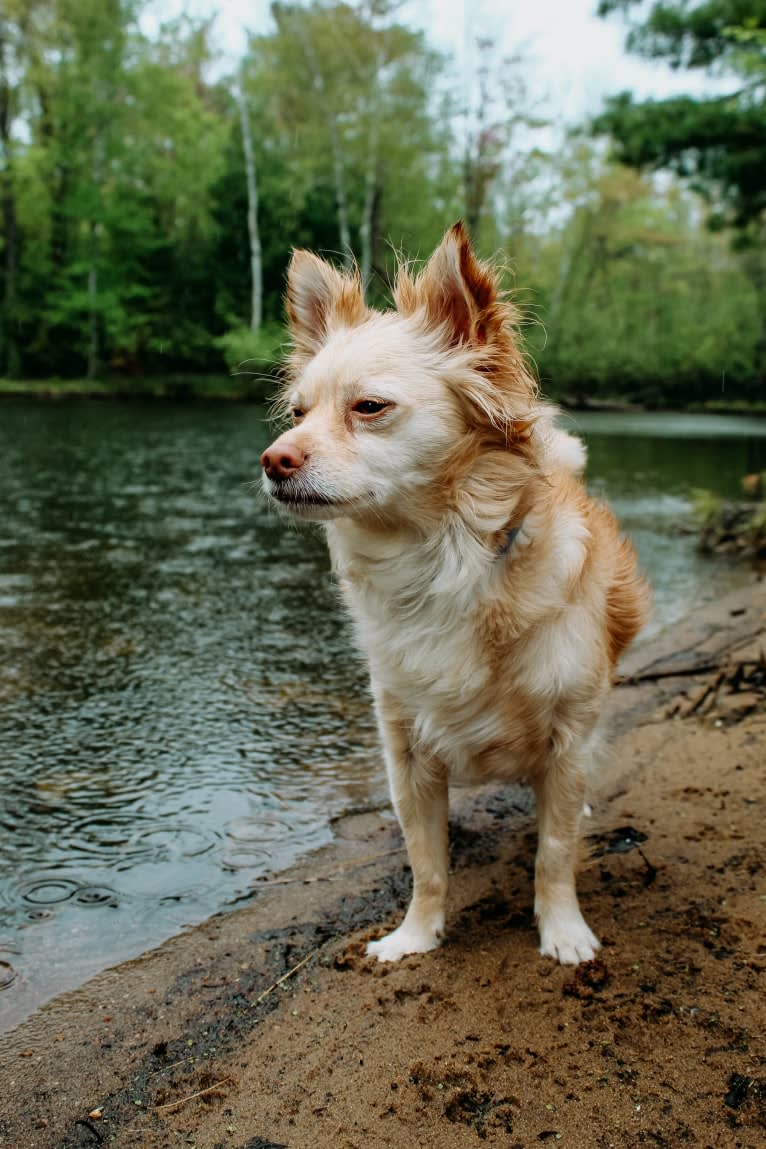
[366,921,442,963]
[538,913,600,966]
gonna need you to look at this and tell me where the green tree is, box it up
[522,140,761,404]
[243,2,456,298]
[2,2,229,377]
[595,1,766,390]
[596,1,766,229]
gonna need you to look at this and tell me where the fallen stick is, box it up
[153,1077,232,1113]
[251,947,319,1008]
[679,670,726,718]
[617,658,758,686]
[147,1054,196,1079]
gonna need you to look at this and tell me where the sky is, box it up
[147,0,730,125]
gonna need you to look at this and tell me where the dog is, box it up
[261,223,649,965]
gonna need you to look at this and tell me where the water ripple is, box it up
[20,878,82,906]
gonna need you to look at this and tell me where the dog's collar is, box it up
[497,522,523,557]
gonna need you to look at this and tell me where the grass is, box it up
[0,374,278,402]
[694,398,766,416]
[2,377,764,415]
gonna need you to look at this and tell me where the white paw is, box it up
[538,912,600,965]
[366,920,443,963]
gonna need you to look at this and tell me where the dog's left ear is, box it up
[395,222,501,349]
[396,223,537,431]
[286,250,367,368]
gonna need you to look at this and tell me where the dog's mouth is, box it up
[272,490,338,507]
[265,481,368,517]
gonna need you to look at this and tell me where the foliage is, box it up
[595,1,766,228]
[523,143,762,404]
[691,486,724,526]
[0,0,763,402]
[216,323,286,374]
[693,487,766,559]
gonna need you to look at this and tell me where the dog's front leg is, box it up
[533,739,600,965]
[367,693,449,963]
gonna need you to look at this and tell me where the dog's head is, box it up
[260,223,539,525]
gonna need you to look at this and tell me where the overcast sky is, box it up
[147,0,728,124]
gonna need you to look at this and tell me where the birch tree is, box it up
[238,64,263,332]
[252,2,447,290]
[0,5,23,378]
[460,35,546,247]
[272,2,354,268]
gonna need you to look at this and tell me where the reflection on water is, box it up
[0,401,764,1030]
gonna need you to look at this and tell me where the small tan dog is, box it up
[261,223,649,965]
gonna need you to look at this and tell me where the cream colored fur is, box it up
[261,223,649,965]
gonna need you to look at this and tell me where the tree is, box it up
[595,1,766,229]
[459,35,545,248]
[3,3,230,377]
[242,1,455,299]
[518,138,762,404]
[0,23,19,378]
[596,2,766,386]
[238,62,263,332]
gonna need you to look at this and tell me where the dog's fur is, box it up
[261,223,649,965]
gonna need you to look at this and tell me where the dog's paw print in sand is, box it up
[561,957,610,1000]
[332,937,424,975]
[332,938,380,973]
[408,1059,520,1139]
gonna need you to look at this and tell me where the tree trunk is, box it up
[0,25,21,378]
[86,222,100,380]
[238,74,262,332]
[284,9,353,268]
[463,43,492,247]
[548,207,595,342]
[742,246,766,387]
[86,136,103,381]
[359,90,380,292]
[327,115,353,269]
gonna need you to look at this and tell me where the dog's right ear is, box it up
[286,251,366,368]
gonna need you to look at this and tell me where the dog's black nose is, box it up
[260,440,306,481]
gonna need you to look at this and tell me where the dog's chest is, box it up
[340,561,510,767]
[352,581,487,699]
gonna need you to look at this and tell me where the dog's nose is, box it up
[260,441,306,481]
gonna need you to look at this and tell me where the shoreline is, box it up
[2,379,765,416]
[1,577,764,1148]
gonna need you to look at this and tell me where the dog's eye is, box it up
[352,400,391,417]
[291,407,305,423]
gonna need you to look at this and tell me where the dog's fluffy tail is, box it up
[605,535,651,667]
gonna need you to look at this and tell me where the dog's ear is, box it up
[396,223,537,433]
[286,251,367,367]
[395,222,501,349]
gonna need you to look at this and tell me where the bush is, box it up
[216,323,286,375]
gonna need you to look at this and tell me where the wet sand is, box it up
[1,579,765,1149]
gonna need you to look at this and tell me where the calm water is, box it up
[1,402,764,1030]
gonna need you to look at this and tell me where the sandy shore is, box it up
[1,579,765,1149]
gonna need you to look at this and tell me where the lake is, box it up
[1,401,764,1031]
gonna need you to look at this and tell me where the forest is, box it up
[0,0,764,406]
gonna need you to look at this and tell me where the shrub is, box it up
[216,323,286,375]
